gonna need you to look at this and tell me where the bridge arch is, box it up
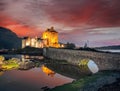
[79,59,99,73]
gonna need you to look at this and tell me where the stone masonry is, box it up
[43,48,120,71]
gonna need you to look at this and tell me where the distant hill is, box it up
[0,27,21,49]
[95,45,120,50]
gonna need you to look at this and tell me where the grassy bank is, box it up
[1,62,19,70]
[0,56,20,71]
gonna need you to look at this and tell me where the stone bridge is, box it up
[43,48,120,71]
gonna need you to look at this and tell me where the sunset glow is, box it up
[0,0,120,47]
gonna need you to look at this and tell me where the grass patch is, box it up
[1,63,19,70]
[1,59,19,71]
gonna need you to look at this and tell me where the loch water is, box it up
[0,54,76,91]
[0,54,79,91]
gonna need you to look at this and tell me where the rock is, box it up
[9,58,21,63]
[79,73,120,91]
[19,61,35,70]
[41,86,50,91]
[0,55,5,64]
[0,65,2,70]
[50,72,120,91]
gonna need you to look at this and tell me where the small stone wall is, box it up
[43,48,120,71]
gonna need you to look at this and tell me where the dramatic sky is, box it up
[0,0,120,47]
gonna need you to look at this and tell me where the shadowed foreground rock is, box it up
[98,78,120,91]
[49,71,120,91]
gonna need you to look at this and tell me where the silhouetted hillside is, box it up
[0,27,21,49]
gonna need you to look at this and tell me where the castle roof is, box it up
[46,27,58,33]
[22,36,29,39]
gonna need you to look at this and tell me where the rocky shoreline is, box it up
[98,78,120,91]
[49,71,120,91]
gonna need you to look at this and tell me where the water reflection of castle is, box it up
[41,65,55,77]
[22,27,63,48]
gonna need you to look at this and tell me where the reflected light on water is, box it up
[41,65,55,77]
[0,71,4,76]
[0,68,73,90]
[21,55,44,61]
[0,55,74,90]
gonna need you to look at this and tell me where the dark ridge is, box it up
[95,45,120,50]
[0,27,21,49]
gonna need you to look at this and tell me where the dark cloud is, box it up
[1,0,120,28]
[0,0,6,11]
[43,0,120,27]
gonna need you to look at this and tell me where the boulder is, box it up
[0,56,5,64]
[19,61,35,70]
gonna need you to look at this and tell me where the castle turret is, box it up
[42,27,60,48]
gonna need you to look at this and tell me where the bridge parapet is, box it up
[43,48,120,71]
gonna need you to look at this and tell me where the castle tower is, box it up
[22,38,26,48]
[42,27,60,48]
[22,37,32,48]
[22,37,30,48]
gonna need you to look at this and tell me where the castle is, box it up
[22,27,61,48]
[22,37,44,48]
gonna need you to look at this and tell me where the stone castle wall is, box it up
[43,48,120,71]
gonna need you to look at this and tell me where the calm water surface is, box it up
[0,55,74,91]
[99,49,120,53]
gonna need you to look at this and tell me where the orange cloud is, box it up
[0,14,41,37]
